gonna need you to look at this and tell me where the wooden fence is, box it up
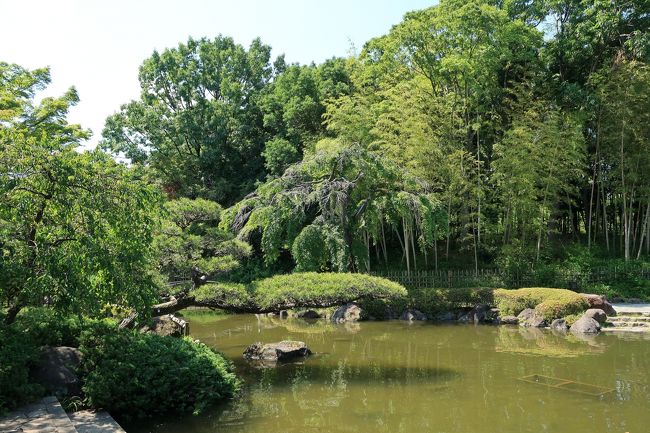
[368,264,650,290]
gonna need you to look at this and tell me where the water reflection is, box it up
[127,314,650,433]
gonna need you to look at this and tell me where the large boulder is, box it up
[331,303,362,323]
[141,314,189,337]
[579,293,616,316]
[517,308,547,328]
[32,346,83,398]
[243,341,311,363]
[399,309,428,322]
[570,315,601,334]
[584,308,607,324]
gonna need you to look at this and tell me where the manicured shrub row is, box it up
[250,272,407,310]
[494,287,588,320]
[192,273,408,312]
[79,323,239,420]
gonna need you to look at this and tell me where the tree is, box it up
[154,198,251,287]
[101,36,274,204]
[221,141,444,273]
[590,60,650,260]
[0,63,161,324]
[492,88,585,259]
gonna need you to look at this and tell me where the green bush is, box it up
[360,287,495,319]
[79,326,239,420]
[251,272,407,311]
[0,325,43,414]
[13,308,84,347]
[494,288,588,320]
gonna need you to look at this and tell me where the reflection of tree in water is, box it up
[215,357,460,432]
[495,326,605,358]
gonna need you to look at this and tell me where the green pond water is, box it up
[128,313,650,433]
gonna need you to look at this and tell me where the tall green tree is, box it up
[0,63,161,324]
[101,36,274,204]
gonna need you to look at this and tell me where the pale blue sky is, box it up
[0,0,435,146]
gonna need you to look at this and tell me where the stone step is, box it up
[0,396,77,433]
[606,321,649,327]
[69,410,126,433]
[602,327,650,334]
[607,316,650,322]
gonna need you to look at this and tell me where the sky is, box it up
[1,0,435,147]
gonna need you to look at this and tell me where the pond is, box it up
[127,313,650,433]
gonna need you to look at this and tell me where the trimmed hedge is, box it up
[250,272,407,311]
[494,287,588,320]
[79,324,239,420]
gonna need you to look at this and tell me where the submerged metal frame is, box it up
[518,374,615,397]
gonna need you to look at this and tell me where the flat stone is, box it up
[244,340,312,363]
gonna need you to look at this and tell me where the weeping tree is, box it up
[221,141,445,273]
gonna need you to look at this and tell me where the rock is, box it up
[399,309,428,321]
[32,346,83,398]
[435,311,457,322]
[458,304,491,323]
[331,303,362,323]
[243,341,311,363]
[499,315,519,325]
[550,318,569,332]
[141,314,189,337]
[570,315,601,334]
[584,308,607,324]
[296,309,322,319]
[579,293,616,316]
[279,310,289,319]
[517,308,547,328]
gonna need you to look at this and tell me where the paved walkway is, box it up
[0,397,125,433]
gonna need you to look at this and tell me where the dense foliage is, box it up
[97,0,650,277]
[0,63,161,324]
[79,324,239,419]
[0,324,42,413]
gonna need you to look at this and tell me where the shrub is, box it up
[494,288,588,320]
[251,272,407,311]
[0,325,43,413]
[13,308,84,347]
[79,326,239,420]
[360,287,495,319]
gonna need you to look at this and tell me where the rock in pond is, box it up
[296,309,322,319]
[570,315,601,334]
[435,311,458,322]
[584,308,607,324]
[32,346,83,398]
[458,305,493,323]
[399,309,428,321]
[579,293,616,316]
[550,318,569,332]
[331,303,362,323]
[499,315,519,325]
[244,341,312,363]
[517,308,547,328]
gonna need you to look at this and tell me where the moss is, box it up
[494,288,588,320]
